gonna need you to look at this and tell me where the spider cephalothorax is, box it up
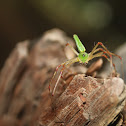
[78,52,89,63]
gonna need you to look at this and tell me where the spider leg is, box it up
[52,65,66,96]
[49,59,73,93]
[92,48,107,54]
[88,52,103,61]
[90,48,116,71]
[89,43,113,67]
[66,42,79,56]
[49,62,65,93]
[102,54,116,72]
[50,57,79,96]
[90,42,122,60]
[88,52,116,73]
[86,52,103,62]
[92,42,123,67]
[90,43,123,78]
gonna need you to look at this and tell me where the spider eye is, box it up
[82,54,85,57]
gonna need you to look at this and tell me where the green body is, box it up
[73,34,86,52]
[78,52,89,63]
[73,34,89,63]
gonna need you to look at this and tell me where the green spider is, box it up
[49,34,122,96]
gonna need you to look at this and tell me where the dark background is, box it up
[0,0,126,69]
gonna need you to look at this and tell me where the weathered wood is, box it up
[0,29,126,126]
[86,58,103,77]
[0,29,75,126]
[0,41,29,115]
[39,75,126,126]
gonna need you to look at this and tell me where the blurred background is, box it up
[0,0,126,69]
